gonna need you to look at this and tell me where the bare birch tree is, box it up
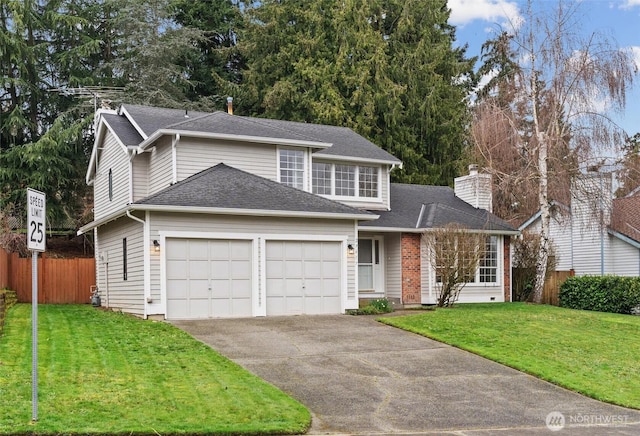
[424,224,486,307]
[471,0,636,303]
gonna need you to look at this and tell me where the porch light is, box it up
[347,244,355,255]
[153,240,160,252]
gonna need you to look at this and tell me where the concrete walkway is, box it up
[172,314,640,435]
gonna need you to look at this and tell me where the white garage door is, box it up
[266,241,342,315]
[166,238,253,319]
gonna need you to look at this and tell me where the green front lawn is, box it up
[380,303,640,409]
[0,304,310,435]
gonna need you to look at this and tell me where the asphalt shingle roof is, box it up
[238,117,401,163]
[118,104,400,163]
[102,113,143,146]
[134,163,373,217]
[360,183,516,232]
[611,194,640,244]
[121,104,210,138]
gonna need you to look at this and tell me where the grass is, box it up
[0,304,310,435]
[379,302,640,409]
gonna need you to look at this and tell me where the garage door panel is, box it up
[209,240,230,259]
[189,260,209,279]
[266,240,343,316]
[231,260,251,279]
[167,280,188,298]
[166,238,253,319]
[211,260,230,279]
[303,260,322,278]
[284,261,303,278]
[188,239,209,259]
[284,242,302,259]
[230,279,252,297]
[322,261,341,278]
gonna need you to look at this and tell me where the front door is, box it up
[358,238,384,295]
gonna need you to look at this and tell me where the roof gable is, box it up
[134,163,374,218]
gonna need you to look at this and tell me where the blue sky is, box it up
[448,0,640,137]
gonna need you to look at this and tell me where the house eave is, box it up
[313,153,402,166]
[79,204,377,235]
[137,129,333,152]
[608,229,640,249]
[135,204,378,221]
[359,225,519,235]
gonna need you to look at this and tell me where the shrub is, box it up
[559,276,640,314]
[348,298,393,315]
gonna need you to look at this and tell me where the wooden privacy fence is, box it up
[0,249,95,304]
[541,270,574,306]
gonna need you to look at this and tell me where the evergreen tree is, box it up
[240,0,474,185]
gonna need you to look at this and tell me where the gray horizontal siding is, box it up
[94,130,130,220]
[96,217,145,315]
[176,137,277,182]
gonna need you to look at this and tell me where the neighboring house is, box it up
[519,172,640,276]
[79,104,517,319]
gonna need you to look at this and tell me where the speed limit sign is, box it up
[27,188,46,252]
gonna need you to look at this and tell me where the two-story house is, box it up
[79,104,517,319]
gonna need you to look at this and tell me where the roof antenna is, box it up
[227,96,233,115]
[184,109,189,118]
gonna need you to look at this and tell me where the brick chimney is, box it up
[454,164,493,212]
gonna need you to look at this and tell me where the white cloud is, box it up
[619,0,640,10]
[448,0,523,30]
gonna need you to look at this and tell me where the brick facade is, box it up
[503,236,511,302]
[401,233,421,304]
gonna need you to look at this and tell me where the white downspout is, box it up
[126,210,150,319]
[128,149,136,204]
[172,134,180,184]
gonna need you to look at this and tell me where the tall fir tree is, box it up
[239,0,475,185]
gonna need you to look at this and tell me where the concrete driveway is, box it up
[172,314,640,435]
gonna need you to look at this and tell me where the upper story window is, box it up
[335,164,356,196]
[312,162,380,200]
[279,149,305,189]
[312,162,332,195]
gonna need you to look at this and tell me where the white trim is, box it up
[350,221,359,309]
[86,117,130,184]
[311,161,384,203]
[138,129,332,152]
[133,204,377,221]
[160,232,260,318]
[79,205,376,235]
[119,106,148,140]
[277,146,308,191]
[313,153,401,166]
[171,133,180,184]
[359,226,520,236]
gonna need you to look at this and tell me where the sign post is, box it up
[27,188,45,422]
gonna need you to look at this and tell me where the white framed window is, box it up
[335,164,356,196]
[312,162,332,195]
[480,236,498,283]
[312,162,380,200]
[279,149,305,189]
[434,235,499,284]
[359,166,378,198]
